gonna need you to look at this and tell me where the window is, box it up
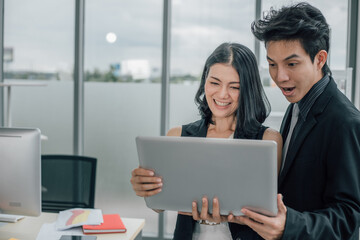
[1,1,354,239]
[4,0,74,153]
[167,0,255,236]
[84,0,162,236]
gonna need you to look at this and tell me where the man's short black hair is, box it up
[251,2,331,76]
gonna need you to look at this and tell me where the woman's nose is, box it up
[218,86,229,98]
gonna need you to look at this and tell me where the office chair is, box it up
[41,155,97,213]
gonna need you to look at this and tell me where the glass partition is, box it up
[84,0,162,236]
[3,0,74,154]
[166,0,255,236]
[1,1,352,239]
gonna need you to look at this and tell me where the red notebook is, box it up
[82,214,127,234]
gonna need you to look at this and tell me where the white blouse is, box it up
[192,132,234,240]
[192,222,233,240]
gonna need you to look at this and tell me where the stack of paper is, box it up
[36,208,127,239]
[56,208,103,230]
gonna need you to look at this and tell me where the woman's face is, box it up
[204,63,240,119]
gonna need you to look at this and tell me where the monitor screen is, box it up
[0,128,41,217]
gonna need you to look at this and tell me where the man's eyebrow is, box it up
[284,54,300,61]
[267,56,274,61]
[267,54,300,62]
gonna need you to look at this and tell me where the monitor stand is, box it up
[0,213,25,222]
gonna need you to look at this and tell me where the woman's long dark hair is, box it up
[195,42,270,139]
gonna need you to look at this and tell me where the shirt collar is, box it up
[297,74,330,121]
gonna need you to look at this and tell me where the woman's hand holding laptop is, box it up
[130,167,163,197]
[130,167,164,213]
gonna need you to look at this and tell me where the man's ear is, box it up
[316,50,328,70]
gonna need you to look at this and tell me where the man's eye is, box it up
[288,63,297,67]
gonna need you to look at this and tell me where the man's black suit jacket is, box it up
[279,77,360,239]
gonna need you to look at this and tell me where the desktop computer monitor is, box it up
[0,127,41,217]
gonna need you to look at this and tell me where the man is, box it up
[227,2,360,240]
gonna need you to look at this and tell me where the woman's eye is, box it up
[210,82,219,85]
[231,87,240,90]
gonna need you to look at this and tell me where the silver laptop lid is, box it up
[136,136,278,216]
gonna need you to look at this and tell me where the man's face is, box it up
[266,40,324,103]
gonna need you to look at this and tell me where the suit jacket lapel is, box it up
[278,104,293,184]
[280,104,292,136]
[278,78,336,187]
[279,116,317,185]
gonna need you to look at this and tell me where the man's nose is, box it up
[275,66,290,83]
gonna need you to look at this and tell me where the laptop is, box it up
[135,136,278,217]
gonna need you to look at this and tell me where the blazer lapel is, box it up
[280,104,292,136]
[278,78,335,187]
[278,104,293,184]
[279,116,317,185]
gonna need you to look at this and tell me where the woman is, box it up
[131,42,282,240]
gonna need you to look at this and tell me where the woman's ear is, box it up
[316,50,328,70]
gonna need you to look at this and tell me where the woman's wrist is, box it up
[198,219,220,225]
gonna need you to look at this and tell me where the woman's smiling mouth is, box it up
[214,99,231,106]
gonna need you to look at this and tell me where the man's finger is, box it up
[227,213,246,225]
[278,194,287,214]
[241,208,268,225]
[238,215,264,231]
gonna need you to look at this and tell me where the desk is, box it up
[0,212,145,240]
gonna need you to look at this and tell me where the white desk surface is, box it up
[0,212,145,240]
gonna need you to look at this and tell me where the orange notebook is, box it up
[82,214,127,234]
